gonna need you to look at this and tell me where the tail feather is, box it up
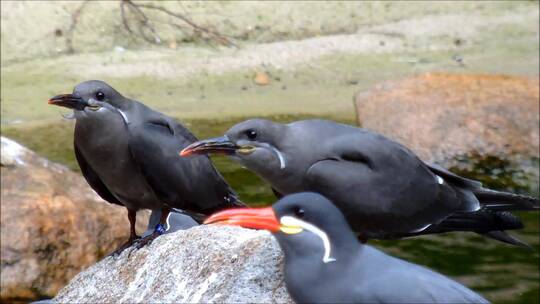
[229,195,247,207]
[481,231,533,250]
[424,162,537,248]
[433,209,524,233]
[221,185,246,207]
[401,209,532,248]
[475,189,539,211]
[171,192,246,224]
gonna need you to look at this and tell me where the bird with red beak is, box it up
[205,192,489,304]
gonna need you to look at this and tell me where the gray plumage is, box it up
[210,192,489,303]
[183,118,538,245]
[49,80,241,250]
[274,193,489,304]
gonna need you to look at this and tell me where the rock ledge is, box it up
[54,225,292,303]
[1,136,147,301]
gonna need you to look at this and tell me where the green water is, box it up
[2,116,539,303]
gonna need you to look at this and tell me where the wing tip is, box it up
[482,230,534,250]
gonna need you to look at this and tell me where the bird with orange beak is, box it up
[205,192,489,304]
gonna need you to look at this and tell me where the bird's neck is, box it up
[279,226,360,266]
[282,236,361,303]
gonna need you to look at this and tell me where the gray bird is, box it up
[48,80,242,253]
[205,192,490,303]
[181,118,539,246]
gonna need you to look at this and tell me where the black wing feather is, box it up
[127,114,241,213]
[426,163,482,188]
[426,163,538,210]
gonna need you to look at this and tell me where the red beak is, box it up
[204,207,280,232]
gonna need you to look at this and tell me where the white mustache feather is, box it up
[61,112,76,120]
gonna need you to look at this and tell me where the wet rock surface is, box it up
[0,136,147,301]
[53,225,292,303]
[354,73,540,166]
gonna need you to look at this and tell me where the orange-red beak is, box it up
[204,207,280,232]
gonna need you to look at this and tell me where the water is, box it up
[2,115,539,303]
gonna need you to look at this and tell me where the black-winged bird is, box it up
[182,118,539,246]
[49,80,242,253]
[205,192,490,303]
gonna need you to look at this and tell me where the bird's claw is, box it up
[109,236,141,257]
[134,223,166,249]
[134,232,159,249]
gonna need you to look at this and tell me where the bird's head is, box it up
[180,119,288,173]
[48,80,126,117]
[205,192,356,264]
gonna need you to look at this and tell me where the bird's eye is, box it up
[245,129,257,140]
[293,207,305,218]
[95,91,105,101]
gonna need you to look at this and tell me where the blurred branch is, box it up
[120,0,161,44]
[119,0,237,48]
[59,0,236,55]
[66,1,89,53]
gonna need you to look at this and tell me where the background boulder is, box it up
[355,73,540,166]
[0,136,147,301]
[53,225,292,303]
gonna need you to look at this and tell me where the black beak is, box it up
[180,136,239,156]
[48,94,87,110]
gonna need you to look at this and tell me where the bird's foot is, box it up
[109,236,141,257]
[134,223,166,249]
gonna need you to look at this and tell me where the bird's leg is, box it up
[127,209,140,243]
[110,209,141,256]
[136,206,171,249]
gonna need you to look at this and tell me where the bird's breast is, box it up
[74,117,159,209]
